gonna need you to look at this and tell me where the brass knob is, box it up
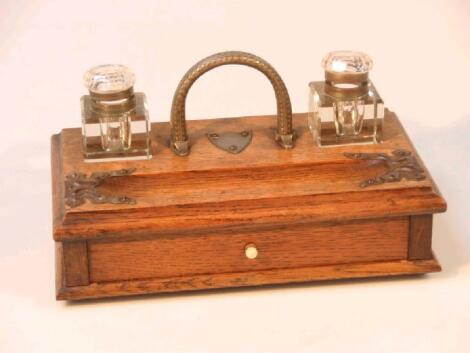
[245,243,258,259]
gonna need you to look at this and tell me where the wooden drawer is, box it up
[88,217,409,283]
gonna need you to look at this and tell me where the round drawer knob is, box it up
[245,244,258,259]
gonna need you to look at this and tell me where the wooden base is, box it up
[56,245,441,300]
[52,111,446,300]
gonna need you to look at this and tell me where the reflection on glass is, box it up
[81,65,151,161]
[308,51,384,146]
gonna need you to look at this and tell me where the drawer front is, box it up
[88,217,409,283]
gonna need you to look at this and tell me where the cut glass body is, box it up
[308,51,384,146]
[308,81,384,146]
[81,65,151,161]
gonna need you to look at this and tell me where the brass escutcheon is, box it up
[206,130,253,154]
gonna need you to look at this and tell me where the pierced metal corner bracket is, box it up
[64,168,137,208]
[344,149,426,188]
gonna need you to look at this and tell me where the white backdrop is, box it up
[1,1,469,352]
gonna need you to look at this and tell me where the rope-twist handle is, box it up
[170,51,295,156]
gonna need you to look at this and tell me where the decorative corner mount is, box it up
[64,168,137,208]
[344,149,426,188]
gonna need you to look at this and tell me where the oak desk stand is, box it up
[52,111,446,300]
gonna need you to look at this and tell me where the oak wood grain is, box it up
[55,186,445,241]
[55,242,64,293]
[409,214,433,260]
[88,217,409,282]
[56,256,441,300]
[51,133,64,240]
[57,111,426,180]
[51,111,446,300]
[51,111,446,241]
[62,241,89,287]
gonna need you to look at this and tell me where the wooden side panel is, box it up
[62,241,90,287]
[89,217,409,283]
[51,134,64,238]
[408,214,433,260]
[55,242,65,296]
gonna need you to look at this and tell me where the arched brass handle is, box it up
[170,51,295,156]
